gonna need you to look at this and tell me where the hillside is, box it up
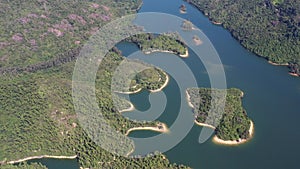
[186,0,300,76]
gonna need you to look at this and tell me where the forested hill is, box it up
[186,0,300,76]
[0,0,141,69]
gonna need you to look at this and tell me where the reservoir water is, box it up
[30,0,300,168]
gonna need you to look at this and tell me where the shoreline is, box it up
[185,90,194,108]
[211,21,222,25]
[117,72,169,113]
[144,48,189,58]
[126,147,135,157]
[289,72,299,77]
[268,61,289,66]
[114,70,170,95]
[193,37,203,46]
[213,120,254,145]
[194,120,216,129]
[185,0,297,79]
[119,101,135,113]
[125,123,169,136]
[180,9,187,14]
[241,91,244,98]
[114,88,142,95]
[179,49,189,57]
[149,72,170,93]
[4,155,77,165]
[268,62,300,78]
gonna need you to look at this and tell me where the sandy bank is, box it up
[144,49,189,58]
[289,73,299,77]
[211,21,222,25]
[186,90,194,108]
[6,155,77,165]
[114,88,142,95]
[125,123,169,136]
[119,101,135,113]
[149,72,169,93]
[213,120,254,145]
[268,61,289,66]
[194,120,216,129]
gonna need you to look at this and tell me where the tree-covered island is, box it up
[187,88,254,145]
[125,33,189,57]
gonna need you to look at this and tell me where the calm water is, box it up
[30,0,300,168]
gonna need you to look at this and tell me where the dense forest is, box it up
[186,0,300,76]
[0,0,141,68]
[0,0,190,168]
[1,163,47,169]
[0,50,189,168]
[187,88,252,141]
[130,67,168,92]
[125,33,187,56]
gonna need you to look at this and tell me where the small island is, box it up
[126,33,188,58]
[179,4,187,13]
[192,35,203,46]
[181,20,195,31]
[186,88,254,145]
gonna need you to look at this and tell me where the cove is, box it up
[29,0,300,168]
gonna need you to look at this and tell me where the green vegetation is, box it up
[186,0,300,75]
[125,33,187,56]
[187,88,252,141]
[1,163,47,169]
[181,20,194,31]
[271,0,285,6]
[0,0,141,69]
[130,68,168,92]
[0,49,189,168]
[0,0,191,168]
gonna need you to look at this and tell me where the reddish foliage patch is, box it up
[48,28,64,37]
[68,14,87,25]
[101,5,110,11]
[12,33,23,42]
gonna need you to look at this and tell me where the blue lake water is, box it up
[30,0,300,168]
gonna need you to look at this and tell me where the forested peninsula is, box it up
[186,0,300,76]
[0,0,190,168]
[187,88,254,145]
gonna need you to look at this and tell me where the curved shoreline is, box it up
[114,88,142,95]
[186,90,194,108]
[211,21,222,25]
[193,38,203,46]
[125,123,169,136]
[4,155,77,165]
[194,120,216,129]
[213,120,254,145]
[144,48,189,58]
[268,61,289,66]
[149,72,170,93]
[114,70,170,95]
[119,101,135,113]
[289,72,299,77]
[185,0,298,79]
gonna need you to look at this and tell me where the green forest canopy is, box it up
[187,0,300,75]
[187,88,252,141]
